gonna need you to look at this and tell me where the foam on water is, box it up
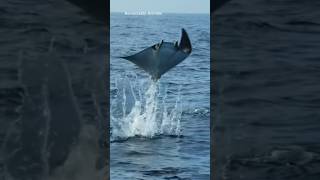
[111,75,182,141]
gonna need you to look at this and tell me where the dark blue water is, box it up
[0,0,107,179]
[110,13,210,179]
[214,0,320,179]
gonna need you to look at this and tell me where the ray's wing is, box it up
[158,47,190,76]
[157,28,192,76]
[120,46,158,76]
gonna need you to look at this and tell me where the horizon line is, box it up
[110,11,210,15]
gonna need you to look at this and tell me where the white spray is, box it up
[111,75,182,141]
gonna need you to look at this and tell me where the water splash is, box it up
[111,75,182,141]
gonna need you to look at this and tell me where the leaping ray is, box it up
[120,28,192,80]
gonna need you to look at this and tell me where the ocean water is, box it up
[214,0,320,179]
[110,13,210,179]
[0,0,108,179]
[3,0,319,179]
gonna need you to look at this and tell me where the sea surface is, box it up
[0,0,108,179]
[2,0,319,180]
[110,13,210,179]
[214,0,320,179]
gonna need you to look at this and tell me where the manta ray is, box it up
[64,0,232,80]
[120,28,192,80]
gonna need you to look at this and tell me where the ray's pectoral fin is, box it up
[120,28,192,81]
[179,28,192,53]
[156,28,192,77]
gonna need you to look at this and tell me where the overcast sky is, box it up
[110,0,210,14]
